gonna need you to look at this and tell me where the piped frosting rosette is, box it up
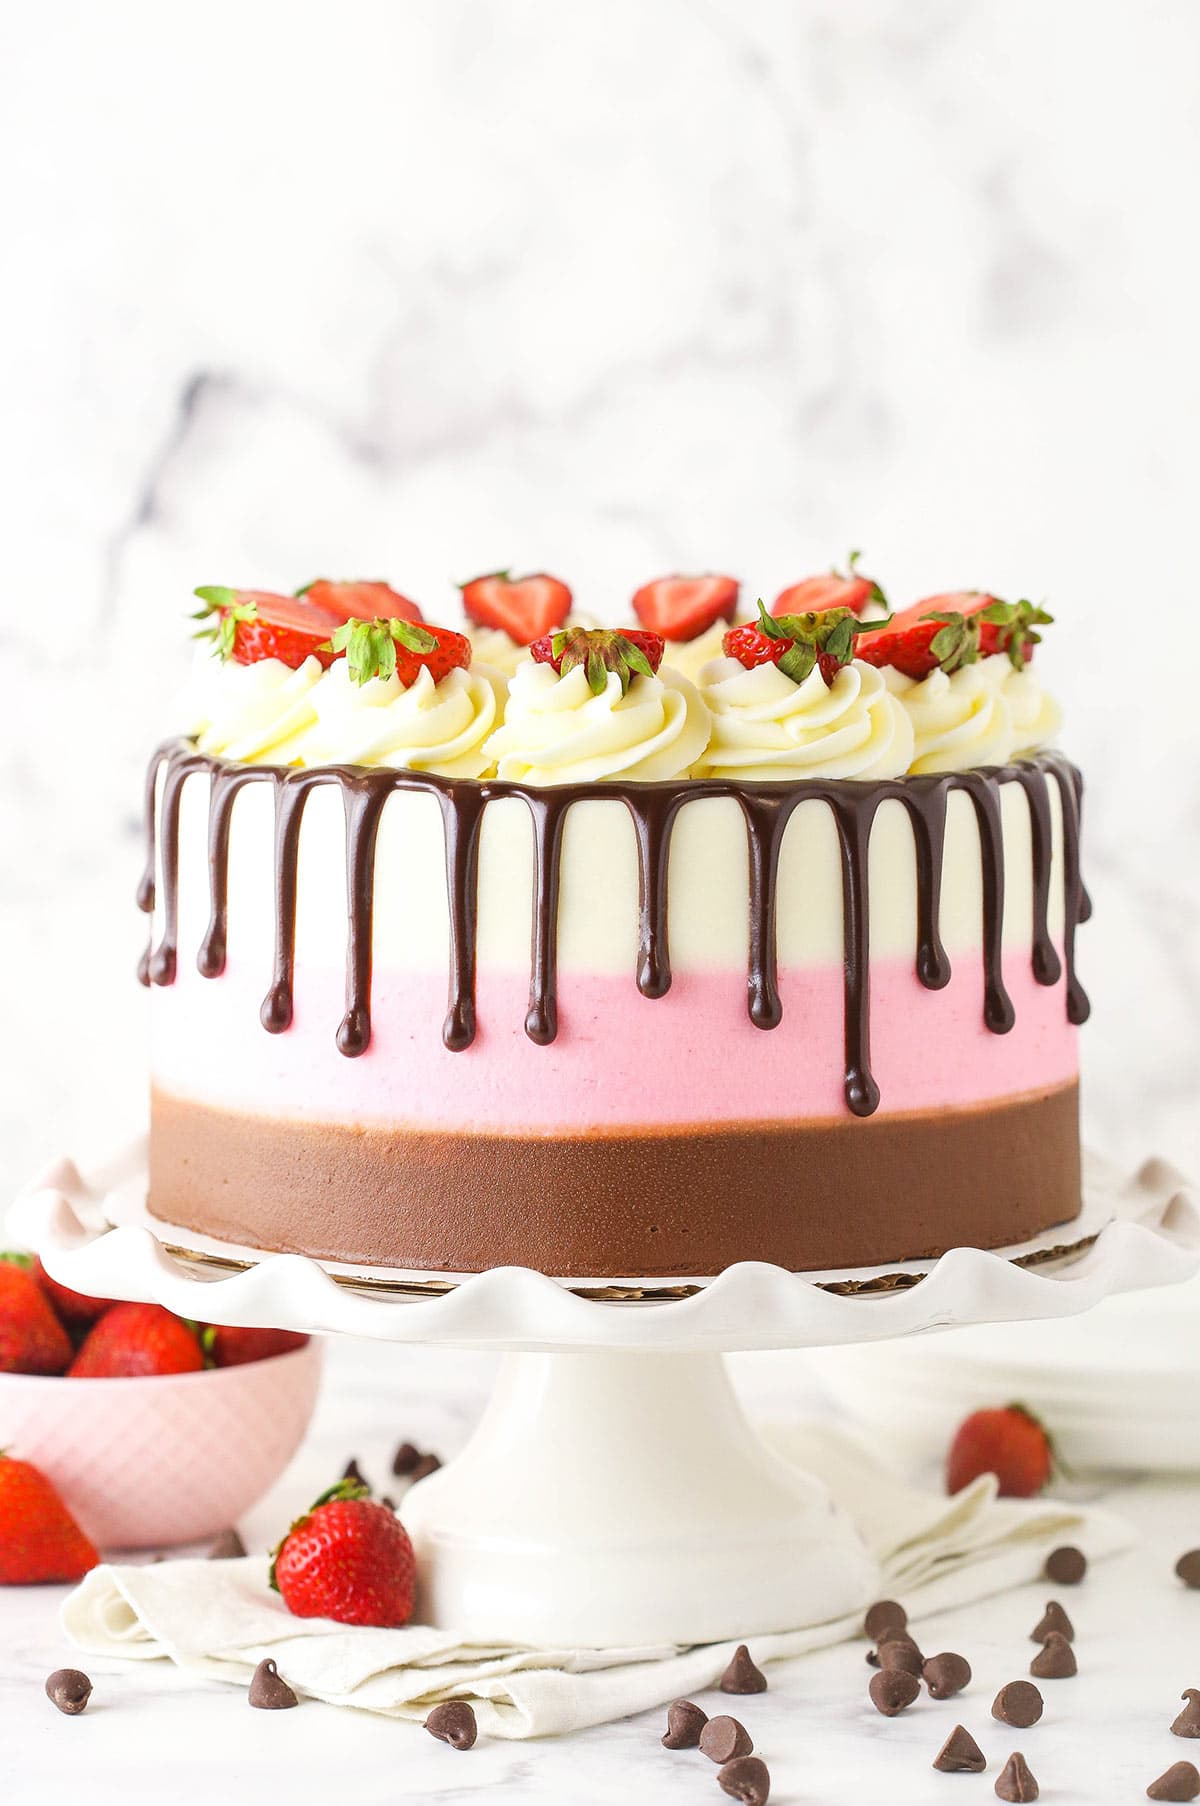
[484,658,711,784]
[659,619,747,686]
[693,657,914,781]
[190,654,324,764]
[192,654,505,778]
[879,653,1059,773]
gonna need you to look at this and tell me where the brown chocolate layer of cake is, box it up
[149,1081,1080,1278]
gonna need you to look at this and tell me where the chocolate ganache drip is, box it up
[138,741,1089,1117]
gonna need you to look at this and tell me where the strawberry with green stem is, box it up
[724,599,886,688]
[0,1259,73,1374]
[856,592,1052,680]
[774,551,887,619]
[529,626,665,696]
[270,1478,416,1628]
[325,616,472,688]
[191,587,345,670]
[296,579,424,625]
[945,1403,1054,1498]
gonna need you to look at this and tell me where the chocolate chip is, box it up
[410,1453,442,1482]
[662,1699,708,1748]
[1150,1762,1200,1801]
[392,1441,421,1476]
[992,1681,1044,1728]
[995,1751,1039,1801]
[45,1669,92,1716]
[380,1495,396,1512]
[1030,1632,1076,1679]
[1172,1691,1200,1739]
[1176,1553,1200,1589]
[717,1754,771,1804]
[1044,1545,1086,1585]
[870,1668,920,1716]
[1030,1600,1074,1643]
[248,1658,298,1710]
[720,1645,767,1694]
[864,1599,908,1641]
[933,1724,986,1773]
[425,1700,477,1750]
[700,1715,754,1765]
[923,1653,972,1699]
[208,1527,246,1560]
[341,1457,366,1486]
[879,1637,924,1678]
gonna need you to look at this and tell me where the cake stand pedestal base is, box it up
[401,1350,878,1647]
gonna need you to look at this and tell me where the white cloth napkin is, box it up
[62,1425,1133,1739]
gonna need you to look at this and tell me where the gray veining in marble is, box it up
[1,0,1198,1194]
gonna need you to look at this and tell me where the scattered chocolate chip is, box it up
[1150,1760,1200,1800]
[425,1700,477,1750]
[1030,1632,1076,1680]
[392,1441,421,1476]
[934,1724,987,1773]
[44,1669,92,1716]
[1030,1600,1074,1643]
[700,1715,754,1765]
[341,1456,366,1486]
[1172,1691,1200,1739]
[864,1599,908,1642]
[248,1658,298,1710]
[208,1527,246,1560]
[995,1751,1039,1801]
[380,1495,396,1512]
[1176,1553,1200,1590]
[880,1637,924,1679]
[924,1653,972,1699]
[1044,1545,1086,1585]
[992,1681,1044,1728]
[717,1754,771,1804]
[662,1699,708,1749]
[410,1453,442,1483]
[870,1668,920,1716]
[720,1645,767,1695]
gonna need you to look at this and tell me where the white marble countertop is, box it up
[2,1338,1198,1804]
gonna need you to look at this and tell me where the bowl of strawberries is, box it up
[0,1255,321,1551]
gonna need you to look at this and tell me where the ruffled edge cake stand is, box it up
[11,1146,1198,1649]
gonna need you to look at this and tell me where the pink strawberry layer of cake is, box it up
[141,573,1086,1278]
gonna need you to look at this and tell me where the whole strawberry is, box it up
[530,626,664,694]
[271,1479,416,1628]
[0,1259,73,1375]
[69,1303,204,1378]
[945,1404,1053,1498]
[326,616,472,688]
[0,1453,99,1583]
[202,1325,309,1369]
[33,1257,112,1331]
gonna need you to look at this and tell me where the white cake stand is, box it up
[11,1146,1198,1650]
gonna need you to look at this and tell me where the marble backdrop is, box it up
[2,0,1197,1197]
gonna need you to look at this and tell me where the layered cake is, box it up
[141,570,1088,1279]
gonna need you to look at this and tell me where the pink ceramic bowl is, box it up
[0,1340,322,1549]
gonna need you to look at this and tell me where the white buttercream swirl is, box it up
[693,657,914,781]
[987,658,1062,756]
[484,660,711,784]
[882,653,1059,773]
[190,654,504,776]
[467,611,596,679]
[659,619,744,685]
[190,654,324,763]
